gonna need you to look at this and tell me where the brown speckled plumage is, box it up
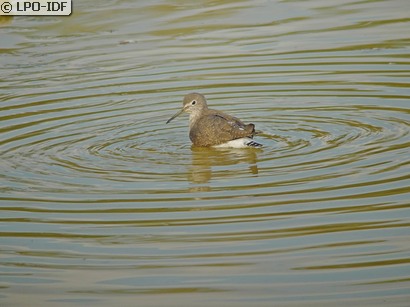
[166,93,261,147]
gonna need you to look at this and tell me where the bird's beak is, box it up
[166,108,185,124]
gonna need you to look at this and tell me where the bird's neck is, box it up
[189,110,205,129]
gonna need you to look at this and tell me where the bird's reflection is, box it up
[188,146,261,187]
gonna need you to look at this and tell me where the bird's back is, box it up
[189,109,255,147]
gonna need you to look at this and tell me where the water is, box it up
[1,0,409,306]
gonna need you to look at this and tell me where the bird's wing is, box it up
[214,114,246,129]
[190,113,254,146]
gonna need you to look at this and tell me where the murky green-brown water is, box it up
[1,0,410,306]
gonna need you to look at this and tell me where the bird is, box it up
[166,93,262,148]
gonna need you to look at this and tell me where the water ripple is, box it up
[1,0,409,306]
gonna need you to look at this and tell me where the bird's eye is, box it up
[192,100,196,105]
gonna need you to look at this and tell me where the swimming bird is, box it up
[166,93,262,148]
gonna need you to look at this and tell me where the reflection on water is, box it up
[189,147,260,185]
[1,0,410,306]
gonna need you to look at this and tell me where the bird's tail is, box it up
[245,139,263,148]
[245,123,256,136]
